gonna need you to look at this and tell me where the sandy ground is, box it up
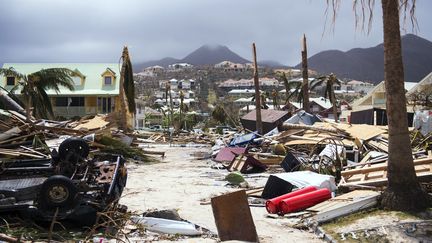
[120,144,323,242]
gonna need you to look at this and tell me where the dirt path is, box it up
[121,144,322,242]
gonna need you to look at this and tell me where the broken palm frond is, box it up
[0,216,76,242]
[411,130,432,151]
[84,202,130,243]
[97,135,156,163]
[121,47,136,114]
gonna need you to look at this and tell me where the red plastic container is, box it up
[265,186,317,214]
[279,188,331,215]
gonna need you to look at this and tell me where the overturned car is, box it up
[0,137,127,225]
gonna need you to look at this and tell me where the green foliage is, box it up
[277,71,303,105]
[272,143,287,155]
[212,105,226,124]
[207,89,217,105]
[98,135,155,162]
[0,67,75,119]
[310,73,341,103]
[225,172,245,185]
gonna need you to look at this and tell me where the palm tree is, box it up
[0,67,75,120]
[271,89,280,110]
[310,73,341,122]
[212,105,226,124]
[277,72,304,107]
[327,0,428,211]
[379,0,428,211]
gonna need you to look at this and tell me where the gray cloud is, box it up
[1,0,431,66]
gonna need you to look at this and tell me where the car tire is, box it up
[38,175,78,209]
[58,138,90,163]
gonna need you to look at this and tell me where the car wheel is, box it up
[38,175,78,209]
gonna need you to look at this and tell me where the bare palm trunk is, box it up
[119,66,128,131]
[26,97,31,122]
[331,85,338,122]
[169,89,174,129]
[252,43,263,134]
[380,0,428,211]
[301,34,310,113]
[180,99,183,129]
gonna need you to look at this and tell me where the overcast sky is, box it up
[1,0,431,66]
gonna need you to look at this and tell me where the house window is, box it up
[104,76,112,85]
[97,97,115,113]
[72,76,82,86]
[55,97,85,107]
[6,77,15,86]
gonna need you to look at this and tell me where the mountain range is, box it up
[295,34,432,83]
[135,34,432,83]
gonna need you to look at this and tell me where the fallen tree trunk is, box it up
[0,89,26,116]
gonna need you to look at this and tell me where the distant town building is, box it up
[168,63,193,70]
[285,97,340,120]
[339,80,374,94]
[218,77,281,91]
[214,61,252,72]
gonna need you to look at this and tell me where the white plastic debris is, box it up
[413,110,432,136]
[130,216,202,236]
[273,171,337,192]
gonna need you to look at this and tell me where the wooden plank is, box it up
[341,164,432,187]
[0,132,37,145]
[211,190,258,242]
[308,190,380,223]
[258,157,283,165]
[341,157,432,177]
[34,125,85,135]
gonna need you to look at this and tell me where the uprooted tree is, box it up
[327,0,429,211]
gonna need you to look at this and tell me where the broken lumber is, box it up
[280,123,343,135]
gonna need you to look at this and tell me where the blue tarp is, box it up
[229,133,258,147]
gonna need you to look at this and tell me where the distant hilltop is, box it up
[133,44,288,71]
[134,44,248,71]
[295,34,432,83]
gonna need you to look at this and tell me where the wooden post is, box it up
[301,34,310,113]
[252,43,263,135]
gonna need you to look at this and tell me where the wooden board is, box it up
[340,157,432,187]
[336,123,386,141]
[308,190,380,223]
[73,115,109,130]
[211,190,258,242]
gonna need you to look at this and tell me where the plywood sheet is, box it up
[211,190,258,242]
[74,115,109,130]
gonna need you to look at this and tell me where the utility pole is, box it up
[301,34,310,113]
[252,43,263,135]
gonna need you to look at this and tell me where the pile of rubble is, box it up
[208,109,432,241]
[0,108,163,241]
